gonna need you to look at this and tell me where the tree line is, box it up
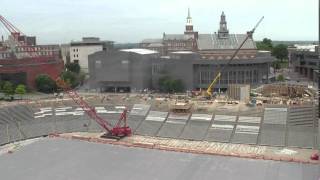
[35,62,85,93]
[256,38,289,69]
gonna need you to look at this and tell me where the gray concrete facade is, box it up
[89,50,157,92]
[89,49,275,92]
[288,45,319,83]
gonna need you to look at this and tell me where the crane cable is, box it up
[207,16,264,96]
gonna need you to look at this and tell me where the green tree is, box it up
[0,81,5,91]
[15,84,26,98]
[272,60,281,70]
[171,79,184,92]
[272,44,288,62]
[79,71,86,85]
[256,38,273,51]
[35,74,56,93]
[61,71,79,88]
[3,81,14,96]
[158,76,184,93]
[65,62,81,74]
[277,74,285,82]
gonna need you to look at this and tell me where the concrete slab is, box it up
[264,108,287,125]
[214,115,237,123]
[130,104,150,116]
[231,133,258,145]
[0,138,319,180]
[166,113,190,124]
[127,115,145,132]
[231,125,260,144]
[287,126,315,148]
[145,111,168,122]
[191,113,213,121]
[157,123,186,138]
[205,124,234,142]
[179,120,211,140]
[135,121,164,136]
[238,116,261,124]
[259,124,286,146]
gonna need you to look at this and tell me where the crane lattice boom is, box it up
[56,78,132,137]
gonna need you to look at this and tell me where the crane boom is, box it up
[56,78,132,137]
[0,15,38,57]
[206,16,264,96]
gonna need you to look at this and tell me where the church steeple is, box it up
[185,8,193,33]
[218,11,229,38]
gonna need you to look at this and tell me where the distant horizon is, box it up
[1,0,318,44]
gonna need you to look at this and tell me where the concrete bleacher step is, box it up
[288,106,315,127]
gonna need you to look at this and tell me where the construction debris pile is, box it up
[252,83,316,105]
[260,84,312,98]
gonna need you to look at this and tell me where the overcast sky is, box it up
[0,0,318,44]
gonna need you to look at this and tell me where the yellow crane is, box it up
[206,16,264,97]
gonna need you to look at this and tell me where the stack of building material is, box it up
[227,84,250,103]
[262,84,306,97]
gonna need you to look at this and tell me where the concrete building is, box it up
[88,49,274,92]
[89,49,158,92]
[288,45,319,83]
[60,44,70,64]
[89,10,275,92]
[70,37,114,73]
[0,33,63,89]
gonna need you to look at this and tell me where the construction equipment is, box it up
[0,15,38,58]
[206,16,264,97]
[56,77,132,138]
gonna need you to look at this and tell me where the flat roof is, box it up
[120,48,158,55]
[171,51,195,54]
[0,138,318,180]
[294,44,317,52]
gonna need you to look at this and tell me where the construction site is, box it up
[0,13,319,180]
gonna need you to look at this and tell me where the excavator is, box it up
[56,77,132,139]
[205,16,264,98]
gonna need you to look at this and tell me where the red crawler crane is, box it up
[56,78,132,138]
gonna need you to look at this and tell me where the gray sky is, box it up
[0,0,318,44]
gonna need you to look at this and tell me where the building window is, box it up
[74,60,79,64]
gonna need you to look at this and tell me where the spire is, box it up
[185,8,193,33]
[186,8,192,25]
[218,11,229,38]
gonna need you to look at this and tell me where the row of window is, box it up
[73,48,79,52]
[17,47,56,51]
[197,70,259,85]
[0,53,10,59]
[201,55,255,60]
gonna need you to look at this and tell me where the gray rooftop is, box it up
[147,43,164,48]
[163,34,194,41]
[197,34,256,50]
[141,38,163,44]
